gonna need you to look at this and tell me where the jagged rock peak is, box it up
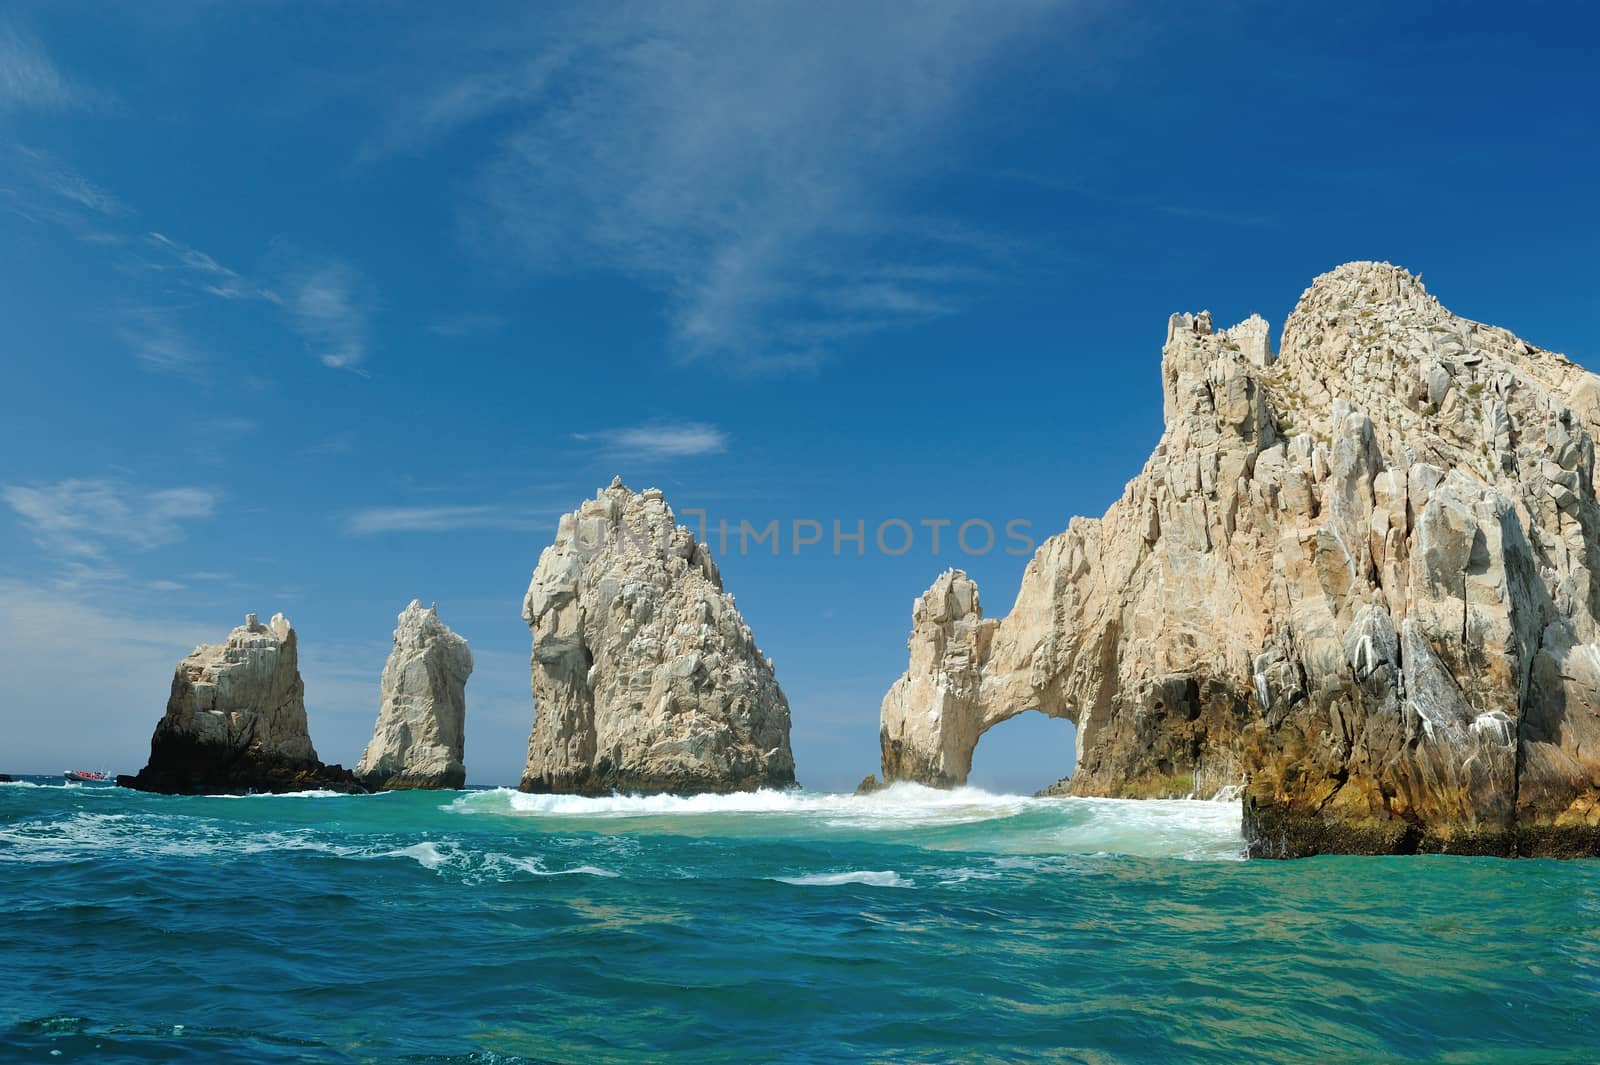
[879,261,1600,858]
[520,480,795,795]
[356,600,474,791]
[119,612,362,795]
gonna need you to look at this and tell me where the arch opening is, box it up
[966,709,1078,795]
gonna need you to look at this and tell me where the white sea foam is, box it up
[772,870,911,888]
[455,782,1034,827]
[449,783,1245,860]
[213,789,346,799]
[492,855,621,878]
[0,812,342,864]
[385,841,453,870]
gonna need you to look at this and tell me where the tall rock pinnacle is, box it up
[520,479,796,795]
[356,600,474,790]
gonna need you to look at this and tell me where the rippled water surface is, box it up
[3,779,1598,1063]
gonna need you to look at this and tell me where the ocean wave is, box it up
[212,789,347,799]
[372,842,621,880]
[0,812,343,864]
[0,780,120,793]
[0,812,620,881]
[447,783,1244,860]
[453,781,1035,825]
[772,870,911,888]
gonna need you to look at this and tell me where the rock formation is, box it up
[118,613,363,794]
[521,478,796,794]
[879,262,1600,857]
[355,601,473,790]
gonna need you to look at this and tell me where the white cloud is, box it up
[282,258,375,371]
[576,421,729,459]
[0,20,86,113]
[342,504,552,536]
[429,1,1061,370]
[3,479,216,559]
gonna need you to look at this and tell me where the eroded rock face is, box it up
[356,601,473,790]
[119,613,362,794]
[880,262,1600,857]
[520,479,796,795]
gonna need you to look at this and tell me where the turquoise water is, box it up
[2,780,1598,1063]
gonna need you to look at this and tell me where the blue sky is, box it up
[1,2,1595,789]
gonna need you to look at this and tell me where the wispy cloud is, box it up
[6,144,375,377]
[574,421,729,460]
[0,20,87,113]
[342,504,552,536]
[9,146,123,214]
[3,479,216,559]
[146,231,279,302]
[368,2,1066,371]
[357,49,573,161]
[282,258,375,372]
[119,308,206,377]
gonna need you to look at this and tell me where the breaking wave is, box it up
[448,782,1245,861]
[772,870,912,888]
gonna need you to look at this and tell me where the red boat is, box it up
[64,769,112,785]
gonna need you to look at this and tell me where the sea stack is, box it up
[520,478,796,795]
[118,613,363,794]
[879,262,1600,858]
[355,600,473,790]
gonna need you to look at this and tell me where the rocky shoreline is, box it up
[876,262,1600,858]
[113,264,1600,858]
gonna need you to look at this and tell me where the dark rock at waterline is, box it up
[121,612,366,796]
[116,735,364,795]
[855,774,884,795]
[0,774,12,783]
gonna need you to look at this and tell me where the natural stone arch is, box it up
[964,703,1080,793]
[878,570,1085,787]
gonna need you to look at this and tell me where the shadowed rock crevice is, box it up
[878,262,1600,857]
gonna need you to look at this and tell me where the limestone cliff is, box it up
[356,601,473,790]
[520,479,796,794]
[119,613,363,794]
[879,262,1600,857]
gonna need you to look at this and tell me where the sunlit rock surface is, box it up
[880,262,1600,857]
[521,479,796,795]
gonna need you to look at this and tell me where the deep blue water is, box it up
[2,778,1598,1063]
